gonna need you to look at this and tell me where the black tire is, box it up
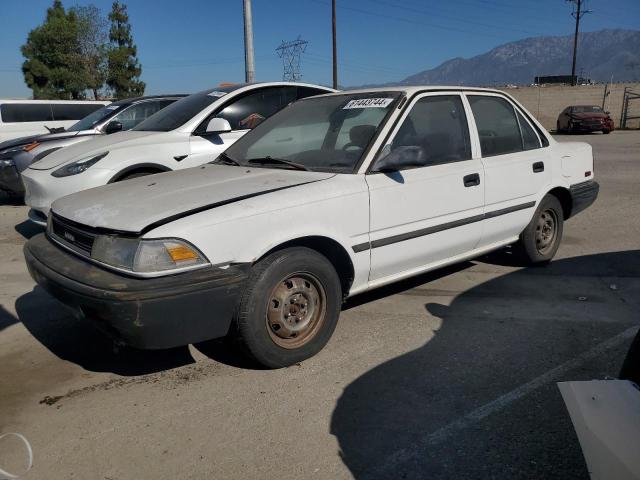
[516,195,564,265]
[620,329,640,385]
[603,129,611,134]
[232,247,342,368]
[117,170,158,181]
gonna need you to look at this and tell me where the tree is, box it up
[72,4,109,100]
[21,0,87,99]
[107,1,144,98]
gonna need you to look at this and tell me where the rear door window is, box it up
[468,95,523,157]
[0,103,53,123]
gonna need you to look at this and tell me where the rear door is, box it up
[465,93,551,248]
[366,92,485,282]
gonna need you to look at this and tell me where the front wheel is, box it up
[232,247,342,368]
[516,195,564,265]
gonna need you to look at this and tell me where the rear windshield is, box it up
[571,106,603,113]
[134,86,241,132]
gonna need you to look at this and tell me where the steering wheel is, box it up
[342,142,363,151]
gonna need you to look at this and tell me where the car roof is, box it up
[196,82,336,96]
[110,94,188,106]
[316,85,513,97]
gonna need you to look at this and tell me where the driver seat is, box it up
[346,125,377,150]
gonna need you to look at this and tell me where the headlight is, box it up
[91,236,208,275]
[51,152,108,177]
[0,158,15,167]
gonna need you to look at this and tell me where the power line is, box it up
[276,36,309,81]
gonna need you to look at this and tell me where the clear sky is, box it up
[0,0,638,98]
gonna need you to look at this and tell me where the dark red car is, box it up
[557,105,614,134]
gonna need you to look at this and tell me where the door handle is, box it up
[532,161,545,173]
[463,173,480,187]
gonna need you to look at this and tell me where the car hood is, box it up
[52,165,335,233]
[29,130,161,170]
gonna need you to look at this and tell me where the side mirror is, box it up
[205,118,232,134]
[104,120,123,134]
[372,146,425,173]
[605,111,610,115]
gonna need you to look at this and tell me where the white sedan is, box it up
[24,86,598,368]
[21,82,334,225]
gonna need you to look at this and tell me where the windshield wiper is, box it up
[247,156,309,171]
[213,152,240,166]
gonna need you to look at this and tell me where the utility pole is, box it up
[332,0,338,89]
[243,0,255,83]
[567,0,590,86]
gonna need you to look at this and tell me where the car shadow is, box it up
[0,304,19,333]
[14,287,195,376]
[330,251,640,480]
[14,219,44,239]
[0,192,23,206]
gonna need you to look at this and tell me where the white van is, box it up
[0,99,110,143]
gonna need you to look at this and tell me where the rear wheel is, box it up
[603,129,611,134]
[117,170,161,182]
[516,195,564,265]
[232,247,342,368]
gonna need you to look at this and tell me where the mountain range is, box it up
[357,29,640,87]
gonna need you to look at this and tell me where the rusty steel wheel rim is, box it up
[266,272,327,349]
[535,208,558,255]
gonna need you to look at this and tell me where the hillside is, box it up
[374,29,640,87]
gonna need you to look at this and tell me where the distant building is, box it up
[534,75,593,85]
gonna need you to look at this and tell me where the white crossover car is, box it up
[24,87,598,368]
[0,95,183,196]
[21,82,334,225]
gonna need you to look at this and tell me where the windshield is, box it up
[134,86,240,132]
[67,105,120,132]
[572,106,603,113]
[220,92,401,173]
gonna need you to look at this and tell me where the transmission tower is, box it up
[566,0,591,86]
[276,36,308,81]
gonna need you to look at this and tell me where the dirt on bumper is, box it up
[24,233,249,349]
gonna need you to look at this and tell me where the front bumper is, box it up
[0,163,25,194]
[24,233,249,349]
[570,180,599,217]
[571,121,612,132]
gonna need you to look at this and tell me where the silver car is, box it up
[0,95,185,196]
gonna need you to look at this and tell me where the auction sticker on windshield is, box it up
[343,98,394,109]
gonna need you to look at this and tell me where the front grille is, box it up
[50,214,97,255]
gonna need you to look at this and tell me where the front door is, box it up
[366,93,485,282]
